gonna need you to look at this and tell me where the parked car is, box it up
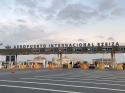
[63,64,68,69]
[105,64,110,69]
[89,64,95,69]
[73,63,80,68]
[122,63,125,70]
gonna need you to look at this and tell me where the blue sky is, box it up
[0,0,125,46]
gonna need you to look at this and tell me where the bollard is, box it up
[68,64,72,70]
[116,64,123,71]
[98,63,105,70]
[81,64,89,70]
[10,65,16,73]
[48,64,52,70]
[34,63,41,70]
[51,64,54,69]
[20,65,24,70]
[52,64,54,69]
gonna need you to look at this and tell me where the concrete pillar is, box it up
[15,54,18,67]
[60,53,62,65]
[111,51,116,69]
[6,55,18,69]
[5,55,11,69]
[43,60,46,68]
[58,49,63,68]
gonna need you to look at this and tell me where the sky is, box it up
[0,0,125,62]
[0,0,125,46]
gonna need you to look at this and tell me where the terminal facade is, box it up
[0,42,125,69]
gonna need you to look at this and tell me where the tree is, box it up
[83,61,88,64]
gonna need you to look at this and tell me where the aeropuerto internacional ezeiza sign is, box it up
[10,42,119,49]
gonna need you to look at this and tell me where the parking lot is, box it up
[1,69,125,93]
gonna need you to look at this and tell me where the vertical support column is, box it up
[6,55,17,69]
[6,55,11,69]
[15,54,17,68]
[59,52,63,67]
[111,51,116,69]
[58,49,63,68]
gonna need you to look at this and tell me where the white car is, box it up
[105,65,110,69]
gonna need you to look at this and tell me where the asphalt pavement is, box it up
[1,69,125,93]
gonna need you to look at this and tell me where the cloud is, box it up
[50,0,68,10]
[14,0,125,25]
[37,0,69,20]
[98,0,115,11]
[17,19,27,23]
[0,22,48,45]
[15,0,43,19]
[56,0,125,24]
[15,0,68,20]
[96,36,105,39]
[111,8,125,16]
[0,43,3,46]
[15,0,38,8]
[93,35,116,42]
[56,4,98,24]
[1,0,125,45]
[77,38,86,42]
[107,37,115,41]
[95,36,115,42]
[12,24,45,41]
[97,0,125,19]
[0,21,73,45]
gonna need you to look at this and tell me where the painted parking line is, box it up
[34,73,119,80]
[64,76,116,79]
[34,71,104,78]
[77,74,125,80]
[35,74,113,80]
[20,78,125,87]
[34,70,125,80]
[33,76,125,83]
[34,75,107,78]
[1,79,125,92]
[35,72,79,77]
[0,84,82,93]
[39,71,125,80]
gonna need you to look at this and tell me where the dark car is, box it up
[89,64,95,69]
[73,63,80,68]
[123,63,125,70]
[63,64,68,69]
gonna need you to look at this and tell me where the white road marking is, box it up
[35,74,118,80]
[35,72,78,77]
[0,84,82,93]
[0,79,125,92]
[35,75,125,82]
[21,78,125,86]
[34,70,125,80]
[34,71,103,78]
